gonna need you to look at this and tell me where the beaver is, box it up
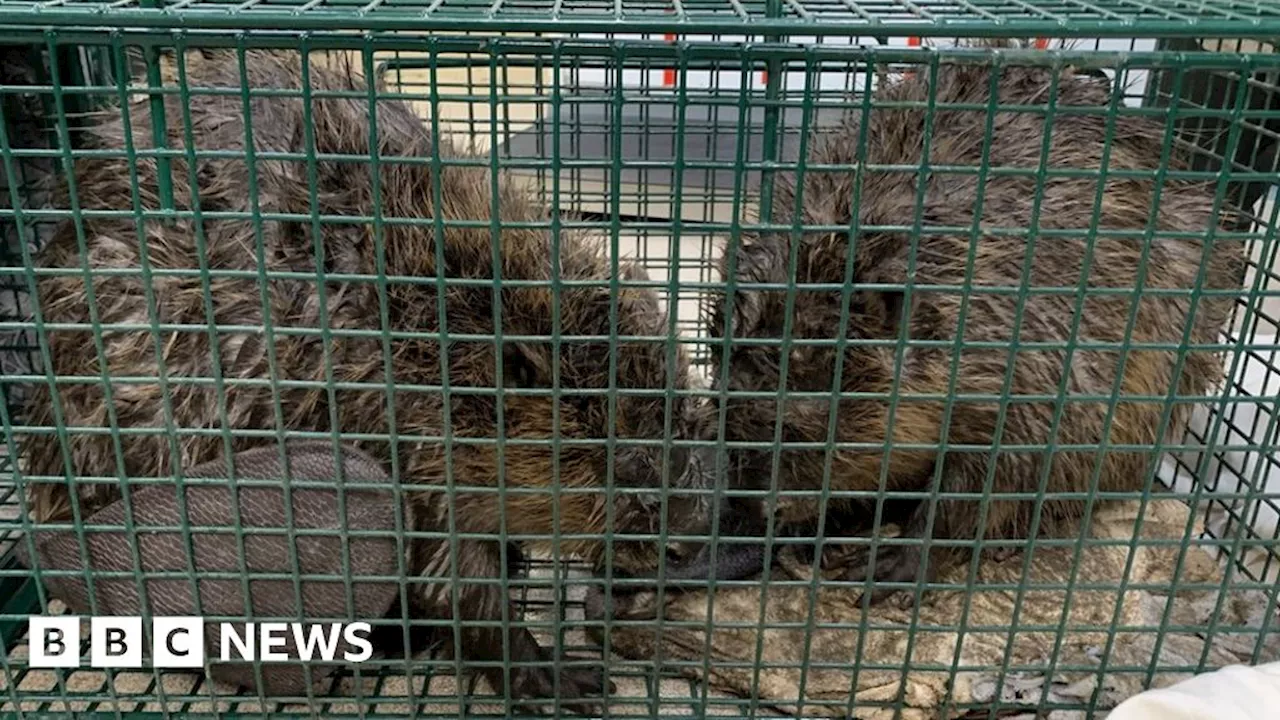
[654,48,1247,603]
[19,48,717,711]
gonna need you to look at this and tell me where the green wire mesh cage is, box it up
[1,3,1280,718]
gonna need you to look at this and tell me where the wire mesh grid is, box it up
[1,0,1280,36]
[0,29,1278,720]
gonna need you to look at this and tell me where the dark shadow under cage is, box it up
[0,19,1278,720]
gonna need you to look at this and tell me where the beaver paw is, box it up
[498,655,615,716]
[830,544,935,607]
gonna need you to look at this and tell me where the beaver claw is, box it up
[492,653,615,716]
[830,543,935,608]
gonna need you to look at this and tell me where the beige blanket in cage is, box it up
[589,499,1280,720]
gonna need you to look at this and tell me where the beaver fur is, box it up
[20,48,716,711]
[673,50,1248,602]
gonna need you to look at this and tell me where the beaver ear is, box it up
[501,342,553,388]
[722,233,787,337]
[862,288,917,339]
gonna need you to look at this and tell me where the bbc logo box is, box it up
[28,616,373,668]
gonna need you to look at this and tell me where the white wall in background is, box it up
[1160,187,1280,580]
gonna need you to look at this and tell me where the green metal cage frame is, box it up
[2,4,1280,719]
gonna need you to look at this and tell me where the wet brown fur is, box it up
[707,48,1247,599]
[21,49,713,709]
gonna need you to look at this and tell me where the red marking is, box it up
[663,31,675,87]
[905,36,921,78]
[760,69,768,84]
[1034,37,1049,49]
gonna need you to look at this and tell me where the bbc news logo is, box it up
[28,617,374,668]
